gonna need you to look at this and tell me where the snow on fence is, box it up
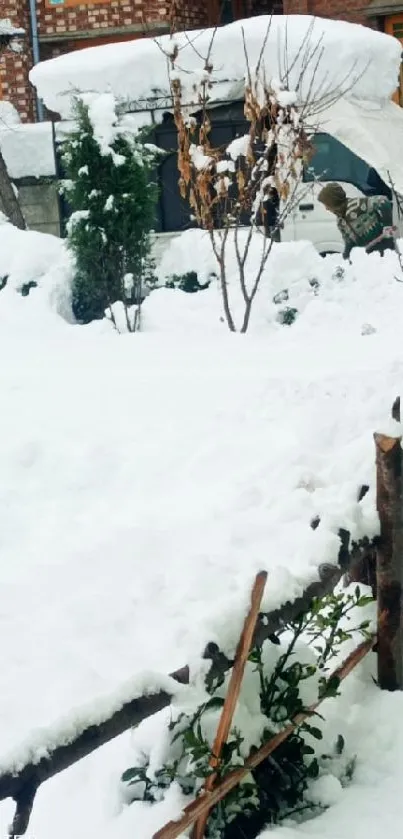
[2,399,403,839]
[155,635,375,839]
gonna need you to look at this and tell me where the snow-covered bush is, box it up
[165,270,215,293]
[153,229,328,332]
[0,214,73,320]
[121,588,373,838]
[62,96,158,328]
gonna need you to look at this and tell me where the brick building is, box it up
[1,0,402,121]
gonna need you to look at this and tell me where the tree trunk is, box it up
[0,149,26,230]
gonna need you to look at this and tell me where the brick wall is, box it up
[36,0,209,43]
[0,0,36,120]
[283,0,378,26]
[172,0,208,29]
[38,0,172,40]
[1,0,212,122]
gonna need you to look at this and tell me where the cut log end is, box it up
[374,432,402,454]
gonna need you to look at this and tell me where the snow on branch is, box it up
[160,18,331,332]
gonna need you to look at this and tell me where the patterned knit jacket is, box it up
[337,196,395,258]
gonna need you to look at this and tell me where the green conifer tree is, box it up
[62,98,158,326]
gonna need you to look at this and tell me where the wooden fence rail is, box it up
[5,563,344,837]
[3,398,402,838]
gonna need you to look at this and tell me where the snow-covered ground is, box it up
[1,218,403,838]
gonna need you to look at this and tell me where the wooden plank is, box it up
[192,571,267,839]
[0,565,340,801]
[375,428,403,690]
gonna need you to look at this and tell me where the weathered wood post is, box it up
[374,397,403,690]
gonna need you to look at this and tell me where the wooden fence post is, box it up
[374,398,403,690]
[192,571,267,839]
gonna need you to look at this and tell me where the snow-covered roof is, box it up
[30,15,401,120]
[0,123,56,179]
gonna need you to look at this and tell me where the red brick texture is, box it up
[283,0,378,26]
[0,0,36,120]
[1,0,212,121]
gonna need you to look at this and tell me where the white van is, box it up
[281,96,403,254]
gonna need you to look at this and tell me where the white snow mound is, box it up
[0,217,72,324]
[1,224,403,839]
[30,15,401,120]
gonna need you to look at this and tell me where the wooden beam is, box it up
[375,427,403,690]
[192,571,267,839]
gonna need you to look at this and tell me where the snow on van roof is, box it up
[30,15,401,120]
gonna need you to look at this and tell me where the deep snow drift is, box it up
[30,15,401,120]
[1,220,403,838]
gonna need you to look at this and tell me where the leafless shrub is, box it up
[158,20,328,331]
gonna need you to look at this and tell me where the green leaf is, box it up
[248,648,261,664]
[300,664,317,679]
[336,629,352,642]
[306,757,319,779]
[204,695,225,712]
[121,767,143,784]
[268,634,281,645]
[357,596,375,607]
[302,724,323,740]
[320,674,341,699]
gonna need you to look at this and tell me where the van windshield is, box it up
[303,133,391,198]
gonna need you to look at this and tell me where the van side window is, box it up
[303,133,391,198]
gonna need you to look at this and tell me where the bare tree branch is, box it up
[153,16,370,331]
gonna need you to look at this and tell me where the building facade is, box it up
[1,0,402,122]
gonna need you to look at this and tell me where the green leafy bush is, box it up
[277,306,299,326]
[165,271,214,293]
[122,587,373,838]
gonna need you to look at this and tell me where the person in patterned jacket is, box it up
[318,183,396,259]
